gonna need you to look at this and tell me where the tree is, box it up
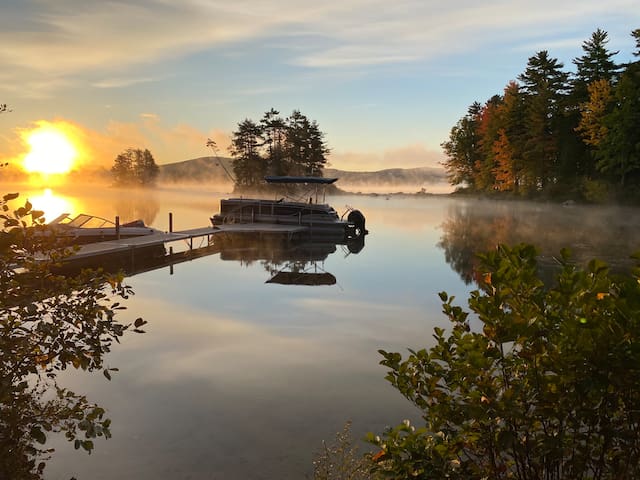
[576,78,614,148]
[495,81,527,192]
[596,64,640,187]
[229,118,265,187]
[0,193,146,479]
[133,149,160,185]
[260,108,287,176]
[474,96,502,191]
[111,148,159,186]
[518,51,570,190]
[632,28,640,57]
[491,129,516,191]
[285,110,329,176]
[370,244,640,479]
[228,109,330,188]
[441,103,483,190]
[572,29,620,103]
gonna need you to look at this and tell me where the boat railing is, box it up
[217,201,329,226]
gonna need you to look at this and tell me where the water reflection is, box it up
[439,198,640,284]
[15,188,640,480]
[63,231,366,287]
[216,233,364,286]
[0,214,142,479]
[5,184,160,227]
[113,188,160,227]
[26,188,78,223]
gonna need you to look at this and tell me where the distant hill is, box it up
[323,166,447,193]
[158,156,235,184]
[158,157,449,193]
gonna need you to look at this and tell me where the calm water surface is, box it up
[6,183,640,479]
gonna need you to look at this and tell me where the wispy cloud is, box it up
[92,76,159,89]
[2,0,637,88]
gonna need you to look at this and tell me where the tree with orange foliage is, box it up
[576,79,613,148]
[491,129,516,192]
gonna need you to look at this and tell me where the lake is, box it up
[5,183,640,479]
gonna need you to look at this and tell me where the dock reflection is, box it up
[60,232,365,286]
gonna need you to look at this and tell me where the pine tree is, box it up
[518,51,569,190]
[572,29,620,103]
[260,108,287,176]
[229,119,265,187]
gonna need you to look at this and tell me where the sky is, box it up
[0,0,639,172]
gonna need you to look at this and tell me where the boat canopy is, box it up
[265,176,338,185]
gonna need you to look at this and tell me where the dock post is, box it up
[169,212,173,233]
[115,216,120,240]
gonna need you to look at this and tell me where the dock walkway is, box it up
[67,223,309,262]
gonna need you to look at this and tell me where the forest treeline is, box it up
[442,28,640,202]
[223,108,329,188]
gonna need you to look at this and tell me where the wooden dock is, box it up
[65,223,310,263]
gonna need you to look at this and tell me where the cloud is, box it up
[2,0,637,95]
[92,76,159,89]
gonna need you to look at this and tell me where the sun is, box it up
[23,126,78,175]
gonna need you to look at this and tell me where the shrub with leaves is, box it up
[0,193,147,479]
[371,244,640,479]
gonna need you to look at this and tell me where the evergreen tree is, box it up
[596,60,640,187]
[229,109,330,188]
[441,103,483,190]
[111,148,159,186]
[303,119,330,176]
[518,51,569,190]
[572,29,620,102]
[630,28,640,57]
[260,108,287,176]
[111,151,133,184]
[284,110,329,176]
[560,29,620,181]
[495,81,527,192]
[133,149,159,185]
[229,119,265,187]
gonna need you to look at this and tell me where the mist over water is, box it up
[3,183,639,479]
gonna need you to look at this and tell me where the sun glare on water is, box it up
[28,188,75,223]
[23,126,78,175]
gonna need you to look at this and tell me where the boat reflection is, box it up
[215,233,364,286]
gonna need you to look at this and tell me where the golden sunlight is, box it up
[28,188,75,223]
[23,126,78,175]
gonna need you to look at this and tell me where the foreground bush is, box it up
[371,244,640,479]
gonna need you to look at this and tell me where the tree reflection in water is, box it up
[438,199,640,285]
[0,193,145,479]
